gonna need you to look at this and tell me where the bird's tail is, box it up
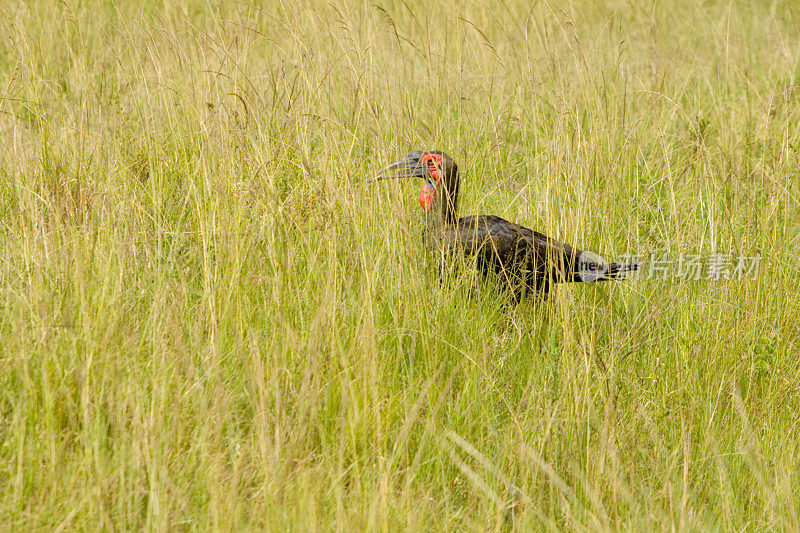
[576,251,639,282]
[601,261,640,280]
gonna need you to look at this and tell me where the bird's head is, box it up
[373,150,460,224]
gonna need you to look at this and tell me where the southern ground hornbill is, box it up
[374,150,638,301]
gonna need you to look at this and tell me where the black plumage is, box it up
[375,150,637,300]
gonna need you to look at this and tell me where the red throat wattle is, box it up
[419,182,436,212]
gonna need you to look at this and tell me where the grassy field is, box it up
[2,0,799,529]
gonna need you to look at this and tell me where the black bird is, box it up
[374,150,638,301]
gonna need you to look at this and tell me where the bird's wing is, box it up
[450,215,585,281]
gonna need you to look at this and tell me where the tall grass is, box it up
[1,0,799,529]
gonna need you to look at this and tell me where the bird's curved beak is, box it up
[370,152,427,181]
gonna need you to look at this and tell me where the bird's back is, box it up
[454,215,579,270]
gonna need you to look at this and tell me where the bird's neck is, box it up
[436,169,459,226]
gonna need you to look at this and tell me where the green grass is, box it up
[1,0,800,529]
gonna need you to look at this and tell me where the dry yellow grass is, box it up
[1,1,799,529]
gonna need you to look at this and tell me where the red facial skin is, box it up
[418,153,443,212]
[421,153,443,181]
